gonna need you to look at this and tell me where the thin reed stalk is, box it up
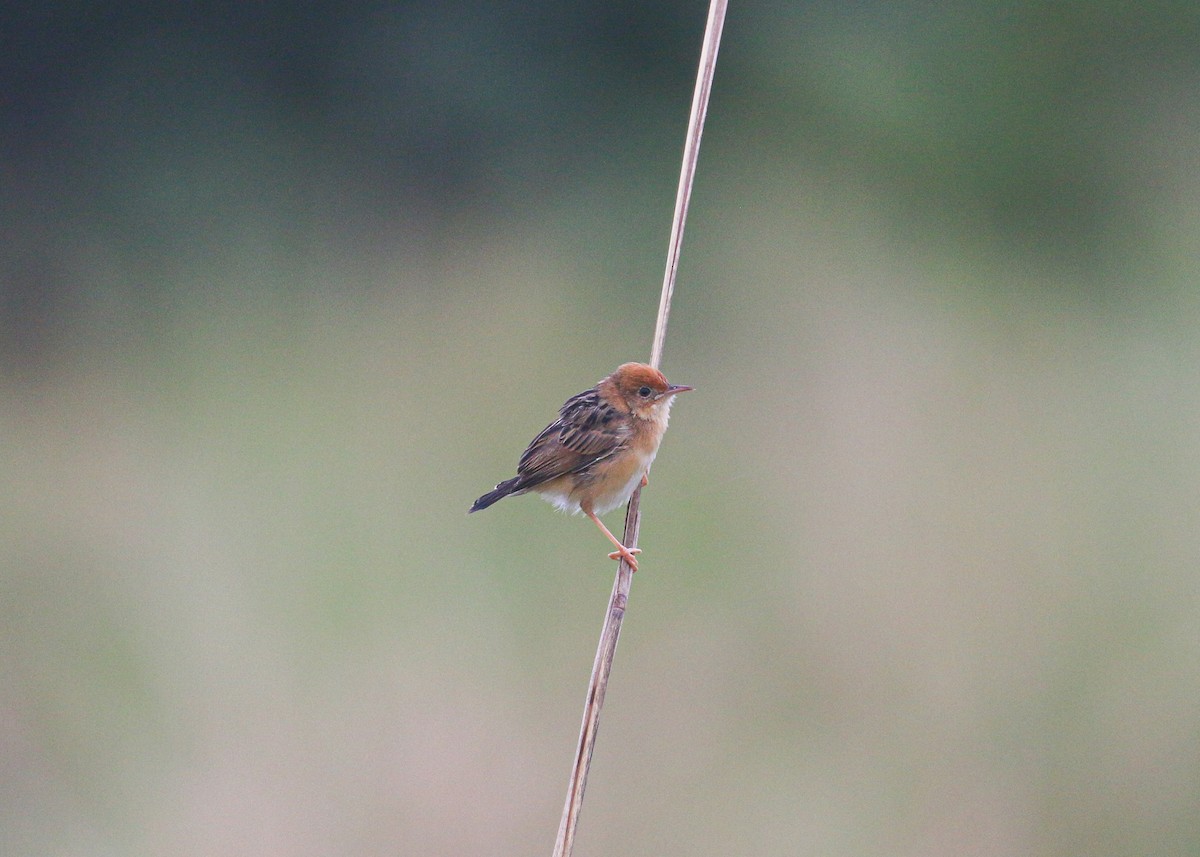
[551,3,728,854]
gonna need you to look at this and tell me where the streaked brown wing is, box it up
[515,389,630,487]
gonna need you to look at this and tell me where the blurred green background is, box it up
[4,2,1199,855]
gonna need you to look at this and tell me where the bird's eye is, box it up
[638,386,653,398]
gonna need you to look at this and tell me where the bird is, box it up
[470,362,693,571]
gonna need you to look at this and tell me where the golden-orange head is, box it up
[601,362,694,419]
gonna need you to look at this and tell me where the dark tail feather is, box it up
[469,477,524,513]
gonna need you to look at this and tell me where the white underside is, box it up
[535,454,655,516]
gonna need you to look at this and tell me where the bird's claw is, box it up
[608,547,641,571]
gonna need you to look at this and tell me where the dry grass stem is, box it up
[551,2,728,855]
[651,0,728,372]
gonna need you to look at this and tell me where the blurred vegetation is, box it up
[3,2,1199,855]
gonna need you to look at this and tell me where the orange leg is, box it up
[640,473,649,488]
[585,510,641,571]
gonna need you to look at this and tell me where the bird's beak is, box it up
[665,384,694,396]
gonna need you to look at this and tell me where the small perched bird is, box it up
[470,362,693,571]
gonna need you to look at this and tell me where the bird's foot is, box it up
[607,546,641,572]
[641,473,649,487]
